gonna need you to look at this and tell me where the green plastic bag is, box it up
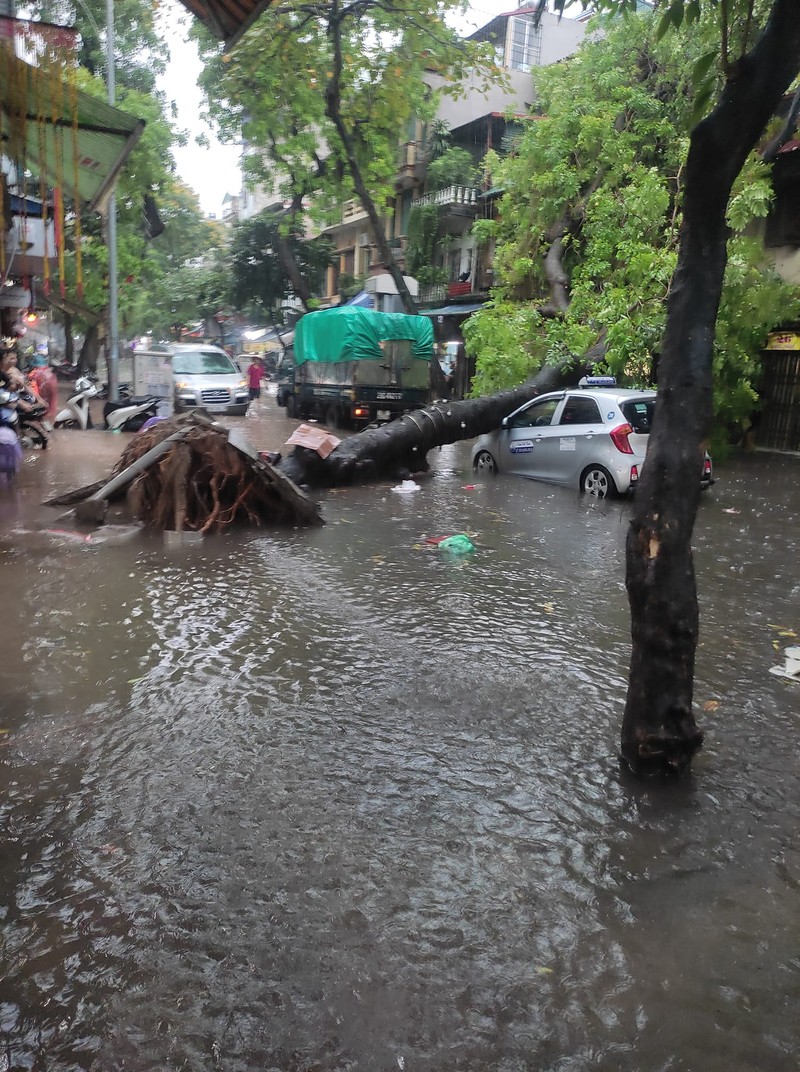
[438,534,475,554]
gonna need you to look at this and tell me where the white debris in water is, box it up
[391,480,421,494]
[770,645,800,683]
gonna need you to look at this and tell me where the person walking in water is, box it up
[247,357,265,403]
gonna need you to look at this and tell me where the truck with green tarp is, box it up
[275,307,434,428]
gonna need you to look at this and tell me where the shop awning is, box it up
[0,51,145,211]
[344,290,374,309]
[176,0,274,48]
[420,302,485,317]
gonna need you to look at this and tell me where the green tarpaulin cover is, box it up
[294,307,434,365]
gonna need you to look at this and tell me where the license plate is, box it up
[377,409,391,420]
[205,403,228,412]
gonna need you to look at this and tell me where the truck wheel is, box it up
[285,395,296,418]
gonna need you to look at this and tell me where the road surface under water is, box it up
[1,398,799,1071]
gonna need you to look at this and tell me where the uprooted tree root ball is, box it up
[105,414,322,532]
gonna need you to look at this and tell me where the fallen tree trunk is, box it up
[44,370,572,528]
[277,364,566,487]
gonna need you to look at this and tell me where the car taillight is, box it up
[630,464,639,484]
[610,423,634,454]
[353,406,369,418]
[703,457,712,477]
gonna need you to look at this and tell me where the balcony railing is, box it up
[398,140,420,169]
[341,199,368,224]
[411,186,479,209]
[418,283,447,304]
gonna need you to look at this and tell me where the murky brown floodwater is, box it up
[1,392,799,1072]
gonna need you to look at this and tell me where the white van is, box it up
[171,343,250,416]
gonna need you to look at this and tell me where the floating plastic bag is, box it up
[391,480,421,494]
[437,533,475,554]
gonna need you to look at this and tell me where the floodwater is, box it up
[1,395,799,1072]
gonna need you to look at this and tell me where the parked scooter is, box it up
[96,381,132,400]
[103,394,162,432]
[0,391,23,480]
[0,386,50,449]
[17,395,51,449]
[54,376,99,430]
[0,389,20,431]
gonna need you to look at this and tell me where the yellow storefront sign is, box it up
[765,331,800,350]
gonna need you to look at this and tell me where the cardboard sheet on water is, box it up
[285,424,341,459]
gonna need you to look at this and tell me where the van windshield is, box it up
[173,350,237,376]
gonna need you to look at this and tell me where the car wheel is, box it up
[580,463,616,498]
[474,450,498,475]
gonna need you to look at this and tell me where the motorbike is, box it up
[54,376,99,430]
[52,360,81,381]
[103,394,163,432]
[17,395,51,449]
[0,390,20,434]
[0,392,23,480]
[96,381,132,401]
[0,386,50,449]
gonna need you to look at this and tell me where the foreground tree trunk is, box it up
[621,0,800,775]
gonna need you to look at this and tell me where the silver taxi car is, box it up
[471,377,714,497]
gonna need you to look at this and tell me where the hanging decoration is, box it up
[68,64,84,301]
[0,16,79,299]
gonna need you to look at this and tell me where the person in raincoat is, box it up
[26,354,58,423]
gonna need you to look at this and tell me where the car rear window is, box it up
[173,351,237,376]
[621,398,655,434]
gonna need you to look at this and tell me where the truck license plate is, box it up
[377,409,391,421]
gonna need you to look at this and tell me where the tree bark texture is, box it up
[277,364,564,487]
[622,0,800,775]
[324,3,418,315]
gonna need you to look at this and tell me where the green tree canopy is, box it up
[464,13,798,441]
[195,0,500,311]
[28,0,168,93]
[228,210,334,320]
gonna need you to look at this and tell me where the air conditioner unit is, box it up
[357,232,370,247]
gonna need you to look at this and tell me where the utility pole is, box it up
[106,0,120,401]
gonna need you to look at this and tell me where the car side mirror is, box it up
[501,416,509,429]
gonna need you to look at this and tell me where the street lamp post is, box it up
[106,0,119,402]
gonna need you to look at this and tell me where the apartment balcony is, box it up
[418,283,447,304]
[411,186,480,210]
[397,141,426,187]
[341,199,368,224]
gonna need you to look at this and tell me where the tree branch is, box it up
[762,83,800,162]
